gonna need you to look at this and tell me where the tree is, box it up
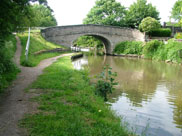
[74,36,103,48]
[171,0,182,25]
[0,0,48,91]
[139,17,161,33]
[83,0,127,27]
[30,4,57,27]
[0,0,48,37]
[126,0,160,28]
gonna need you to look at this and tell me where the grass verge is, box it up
[113,41,143,55]
[114,40,182,64]
[20,56,133,136]
[18,30,67,67]
[0,34,20,93]
[143,39,182,63]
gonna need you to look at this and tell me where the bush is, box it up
[143,40,164,59]
[142,39,182,63]
[95,65,117,101]
[148,28,172,37]
[175,33,182,39]
[164,39,182,63]
[113,41,143,55]
[139,17,161,33]
[0,35,19,92]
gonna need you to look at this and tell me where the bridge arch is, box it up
[71,34,112,54]
[41,24,145,54]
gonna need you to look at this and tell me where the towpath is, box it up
[0,36,72,136]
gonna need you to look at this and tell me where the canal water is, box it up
[72,55,182,136]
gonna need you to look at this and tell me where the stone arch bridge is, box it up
[41,24,145,54]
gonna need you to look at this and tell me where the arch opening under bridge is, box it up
[71,34,111,54]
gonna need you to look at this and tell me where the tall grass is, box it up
[143,40,164,59]
[143,39,182,63]
[114,39,182,64]
[18,30,66,67]
[0,35,20,93]
[113,41,143,55]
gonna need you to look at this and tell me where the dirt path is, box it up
[0,36,72,136]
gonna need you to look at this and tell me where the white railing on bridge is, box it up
[71,46,81,52]
[71,46,90,52]
[25,27,31,61]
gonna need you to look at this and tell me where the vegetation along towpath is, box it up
[0,36,72,136]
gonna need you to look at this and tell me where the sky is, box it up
[47,0,177,26]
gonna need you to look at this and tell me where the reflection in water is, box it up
[167,82,182,129]
[72,55,182,136]
[72,57,88,70]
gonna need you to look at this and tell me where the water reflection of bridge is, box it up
[72,57,88,70]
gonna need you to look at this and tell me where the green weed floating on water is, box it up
[95,65,118,101]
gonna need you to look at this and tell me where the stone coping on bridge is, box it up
[42,24,141,32]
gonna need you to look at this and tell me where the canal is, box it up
[72,55,182,136]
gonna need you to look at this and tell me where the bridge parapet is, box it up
[41,24,145,54]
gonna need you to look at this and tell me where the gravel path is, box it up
[0,36,72,136]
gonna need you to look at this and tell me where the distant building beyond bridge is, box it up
[41,24,145,54]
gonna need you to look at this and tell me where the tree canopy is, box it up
[126,0,160,28]
[30,4,57,27]
[0,0,48,38]
[0,0,52,91]
[139,17,161,33]
[83,0,127,27]
[171,0,182,25]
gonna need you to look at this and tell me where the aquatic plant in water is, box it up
[95,65,118,101]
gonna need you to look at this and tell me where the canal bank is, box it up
[72,55,182,136]
[113,40,182,64]
[20,56,134,136]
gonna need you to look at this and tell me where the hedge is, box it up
[148,28,172,37]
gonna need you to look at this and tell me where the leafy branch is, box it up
[95,65,118,101]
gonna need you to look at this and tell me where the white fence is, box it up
[25,27,31,61]
[71,46,90,52]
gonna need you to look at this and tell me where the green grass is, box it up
[18,30,66,67]
[114,39,182,64]
[20,56,133,136]
[113,41,143,55]
[143,39,182,63]
[0,34,20,93]
[143,40,164,59]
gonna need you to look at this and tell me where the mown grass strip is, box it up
[21,56,133,136]
[18,30,67,67]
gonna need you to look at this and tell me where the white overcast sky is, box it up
[47,0,177,26]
